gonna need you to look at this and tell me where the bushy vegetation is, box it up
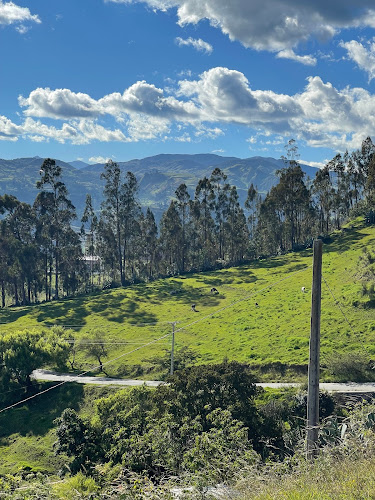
[53,362,336,483]
[3,370,375,499]
[0,326,70,403]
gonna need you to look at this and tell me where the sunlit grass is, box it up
[1,219,375,379]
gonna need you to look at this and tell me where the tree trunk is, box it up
[14,279,19,306]
[55,236,59,299]
[1,281,5,308]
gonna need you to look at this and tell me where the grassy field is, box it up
[1,219,375,380]
[0,384,122,475]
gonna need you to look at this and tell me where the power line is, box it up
[66,341,163,345]
[0,331,170,414]
[0,265,311,414]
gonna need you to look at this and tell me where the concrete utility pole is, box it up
[306,239,323,458]
[170,322,176,376]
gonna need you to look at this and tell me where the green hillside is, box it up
[0,219,374,380]
[0,384,121,475]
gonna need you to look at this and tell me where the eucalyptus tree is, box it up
[366,153,375,204]
[194,177,215,269]
[225,185,249,264]
[327,153,351,229]
[312,165,334,234]
[121,171,142,282]
[160,200,182,275]
[100,160,124,284]
[245,183,258,240]
[275,140,312,250]
[175,183,191,273]
[210,168,230,261]
[349,137,375,204]
[255,192,283,256]
[140,208,158,280]
[100,161,141,285]
[34,158,78,299]
[81,194,98,288]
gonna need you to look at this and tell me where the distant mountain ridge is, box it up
[0,153,319,219]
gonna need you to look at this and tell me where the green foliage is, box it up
[325,351,373,382]
[55,363,260,477]
[54,362,296,480]
[0,384,119,477]
[182,408,258,482]
[0,327,70,386]
[53,472,99,499]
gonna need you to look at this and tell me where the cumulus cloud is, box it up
[175,36,213,54]
[19,88,101,119]
[276,49,317,66]
[105,0,375,53]
[0,114,23,140]
[0,1,40,28]
[7,66,375,150]
[341,39,375,81]
[19,83,200,122]
[178,67,302,129]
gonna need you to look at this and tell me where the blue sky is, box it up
[1,0,375,166]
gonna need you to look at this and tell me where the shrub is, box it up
[325,351,373,382]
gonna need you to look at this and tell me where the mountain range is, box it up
[0,154,319,220]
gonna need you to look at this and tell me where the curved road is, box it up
[31,370,375,393]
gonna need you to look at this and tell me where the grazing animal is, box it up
[191,304,198,312]
[301,287,306,293]
[255,302,259,307]
[210,287,219,294]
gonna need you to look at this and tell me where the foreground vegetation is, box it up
[0,365,375,499]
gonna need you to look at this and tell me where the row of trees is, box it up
[1,138,375,306]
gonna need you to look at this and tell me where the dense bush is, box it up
[54,361,288,478]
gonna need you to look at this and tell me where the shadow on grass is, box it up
[35,297,88,327]
[134,279,224,308]
[87,291,158,324]
[322,228,366,254]
[0,382,85,442]
[0,306,34,325]
[195,267,259,287]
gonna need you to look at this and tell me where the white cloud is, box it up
[194,124,223,139]
[88,156,111,163]
[0,114,23,140]
[19,88,101,119]
[175,36,213,54]
[178,67,302,128]
[105,0,375,53]
[0,1,40,28]
[126,113,170,140]
[276,49,317,66]
[28,135,45,142]
[341,39,375,81]
[301,159,326,168]
[8,66,375,151]
[173,132,191,142]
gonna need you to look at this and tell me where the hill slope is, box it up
[0,219,373,379]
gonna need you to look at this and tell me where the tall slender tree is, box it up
[35,159,77,299]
